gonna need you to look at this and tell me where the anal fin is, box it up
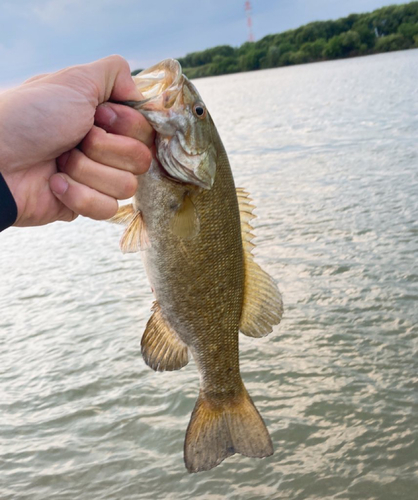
[142,302,189,371]
[237,188,283,337]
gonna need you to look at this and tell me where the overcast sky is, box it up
[0,0,411,87]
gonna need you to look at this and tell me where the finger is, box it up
[81,125,152,174]
[49,173,118,220]
[95,102,155,147]
[46,55,141,107]
[84,55,142,104]
[58,148,138,199]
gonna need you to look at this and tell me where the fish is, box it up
[110,59,283,473]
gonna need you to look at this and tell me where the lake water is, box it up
[1,49,417,500]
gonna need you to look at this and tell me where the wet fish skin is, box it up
[111,59,283,472]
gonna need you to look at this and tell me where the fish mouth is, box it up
[131,59,183,110]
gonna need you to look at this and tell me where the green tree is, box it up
[300,39,327,61]
[210,55,238,75]
[324,30,361,58]
[375,33,411,52]
[238,47,265,71]
[353,20,376,49]
[264,46,281,67]
[135,1,418,79]
[289,50,309,65]
[323,35,344,58]
[398,22,418,38]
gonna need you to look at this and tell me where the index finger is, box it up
[94,102,155,148]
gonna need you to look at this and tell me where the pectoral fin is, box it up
[108,205,149,253]
[107,204,150,253]
[142,302,189,371]
[108,204,136,224]
[119,210,149,253]
[169,194,200,239]
[237,188,283,337]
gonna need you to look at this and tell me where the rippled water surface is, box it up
[1,50,417,500]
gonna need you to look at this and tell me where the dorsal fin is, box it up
[237,188,283,337]
[142,302,189,371]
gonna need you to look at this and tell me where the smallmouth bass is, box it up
[111,59,283,472]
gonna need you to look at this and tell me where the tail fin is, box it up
[184,388,273,473]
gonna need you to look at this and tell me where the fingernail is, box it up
[95,104,117,130]
[50,175,69,196]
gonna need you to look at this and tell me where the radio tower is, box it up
[244,1,254,42]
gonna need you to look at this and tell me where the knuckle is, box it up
[64,212,78,223]
[99,198,119,220]
[75,191,117,221]
[131,145,152,173]
[104,54,129,72]
[64,151,85,178]
[122,173,138,198]
[109,54,126,65]
[81,126,105,157]
[107,202,119,220]
[63,183,96,217]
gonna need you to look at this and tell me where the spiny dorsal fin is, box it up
[169,194,200,240]
[108,204,136,224]
[141,302,189,371]
[120,210,149,253]
[237,188,283,337]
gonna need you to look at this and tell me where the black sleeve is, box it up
[0,173,18,231]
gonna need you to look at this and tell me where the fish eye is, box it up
[193,103,206,119]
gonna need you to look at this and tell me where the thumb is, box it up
[82,55,143,105]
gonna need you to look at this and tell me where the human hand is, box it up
[0,55,154,227]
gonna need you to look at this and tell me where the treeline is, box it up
[174,2,418,78]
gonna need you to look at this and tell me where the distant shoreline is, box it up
[193,47,418,81]
[133,2,418,80]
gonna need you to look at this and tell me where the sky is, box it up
[0,0,411,87]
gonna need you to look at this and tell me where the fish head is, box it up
[131,59,217,189]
